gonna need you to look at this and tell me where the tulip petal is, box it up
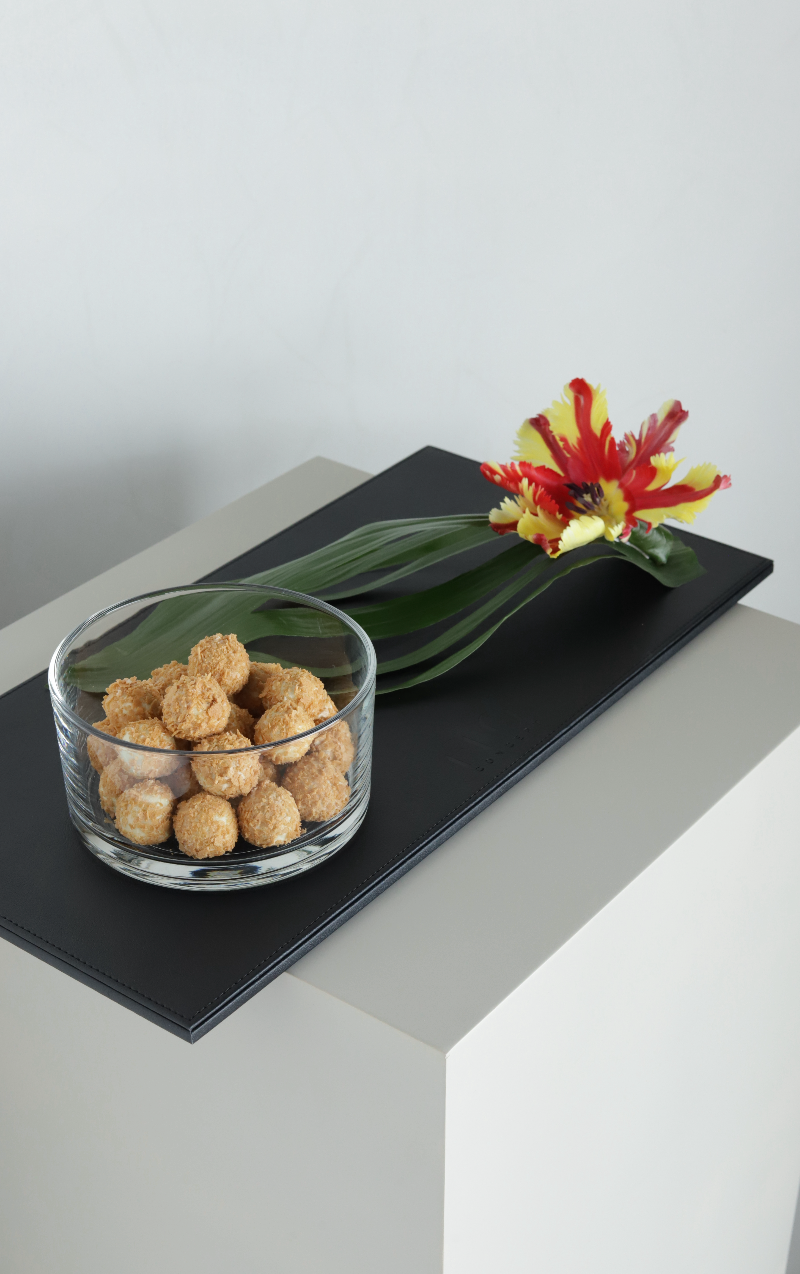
[620,400,688,471]
[488,496,525,534]
[557,514,606,554]
[635,465,730,526]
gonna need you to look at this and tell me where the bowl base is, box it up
[71,785,370,890]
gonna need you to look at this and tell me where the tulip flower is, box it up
[482,378,730,557]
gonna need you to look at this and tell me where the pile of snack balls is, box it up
[86,633,355,860]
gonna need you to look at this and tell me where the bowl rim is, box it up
[48,581,377,757]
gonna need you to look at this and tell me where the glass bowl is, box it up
[48,583,376,890]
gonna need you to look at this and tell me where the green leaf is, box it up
[317,521,498,599]
[67,509,706,700]
[68,516,496,691]
[376,554,610,693]
[348,541,542,638]
[218,541,542,643]
[611,523,705,588]
[254,516,495,596]
[375,553,551,673]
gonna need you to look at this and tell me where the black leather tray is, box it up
[0,448,771,1040]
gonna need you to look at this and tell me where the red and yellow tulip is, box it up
[481,378,730,557]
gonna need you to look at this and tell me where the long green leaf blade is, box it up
[376,554,610,693]
[317,523,497,599]
[249,516,493,594]
[376,554,551,673]
[68,515,496,691]
[348,541,541,638]
[239,541,543,641]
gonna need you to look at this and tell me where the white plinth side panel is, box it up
[0,954,444,1274]
[444,727,800,1274]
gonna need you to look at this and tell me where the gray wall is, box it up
[1,0,798,627]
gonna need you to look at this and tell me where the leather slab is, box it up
[0,448,772,1040]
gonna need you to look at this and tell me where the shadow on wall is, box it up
[0,448,200,629]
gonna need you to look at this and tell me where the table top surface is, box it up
[2,457,799,1053]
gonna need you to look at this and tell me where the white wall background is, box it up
[1,0,798,628]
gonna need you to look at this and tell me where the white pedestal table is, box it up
[1,458,799,1273]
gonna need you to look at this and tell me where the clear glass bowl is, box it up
[48,583,376,890]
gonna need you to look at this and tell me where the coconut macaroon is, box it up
[314,694,338,724]
[238,780,302,848]
[114,780,174,846]
[87,718,119,773]
[149,660,188,698]
[98,758,137,817]
[173,792,238,859]
[166,762,202,802]
[102,677,161,729]
[253,703,315,765]
[115,719,181,779]
[282,755,350,823]
[226,701,256,741]
[161,675,230,741]
[259,753,280,785]
[310,718,355,773]
[191,729,261,798]
[188,633,250,697]
[260,666,329,719]
[234,661,284,717]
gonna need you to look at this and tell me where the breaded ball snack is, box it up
[149,661,188,697]
[87,718,119,773]
[226,701,256,741]
[114,780,174,845]
[191,729,261,798]
[254,704,315,764]
[310,718,355,773]
[282,755,350,822]
[102,677,161,728]
[173,792,238,859]
[238,780,302,848]
[325,674,358,709]
[166,762,202,801]
[314,694,338,723]
[116,719,181,779]
[98,758,137,817]
[161,675,229,741]
[234,661,283,716]
[188,633,250,697]
[259,754,280,785]
[260,666,328,719]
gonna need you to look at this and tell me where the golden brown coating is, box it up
[166,762,202,802]
[173,793,238,859]
[102,677,161,729]
[98,758,137,817]
[310,718,355,773]
[259,754,280,785]
[237,780,302,848]
[253,704,315,764]
[325,674,359,709]
[161,675,230,741]
[314,694,338,724]
[260,666,328,719]
[115,719,181,779]
[87,718,119,773]
[281,755,350,823]
[234,661,284,716]
[191,729,262,798]
[114,780,174,846]
[149,661,188,697]
[188,633,250,697]
[226,701,256,741]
